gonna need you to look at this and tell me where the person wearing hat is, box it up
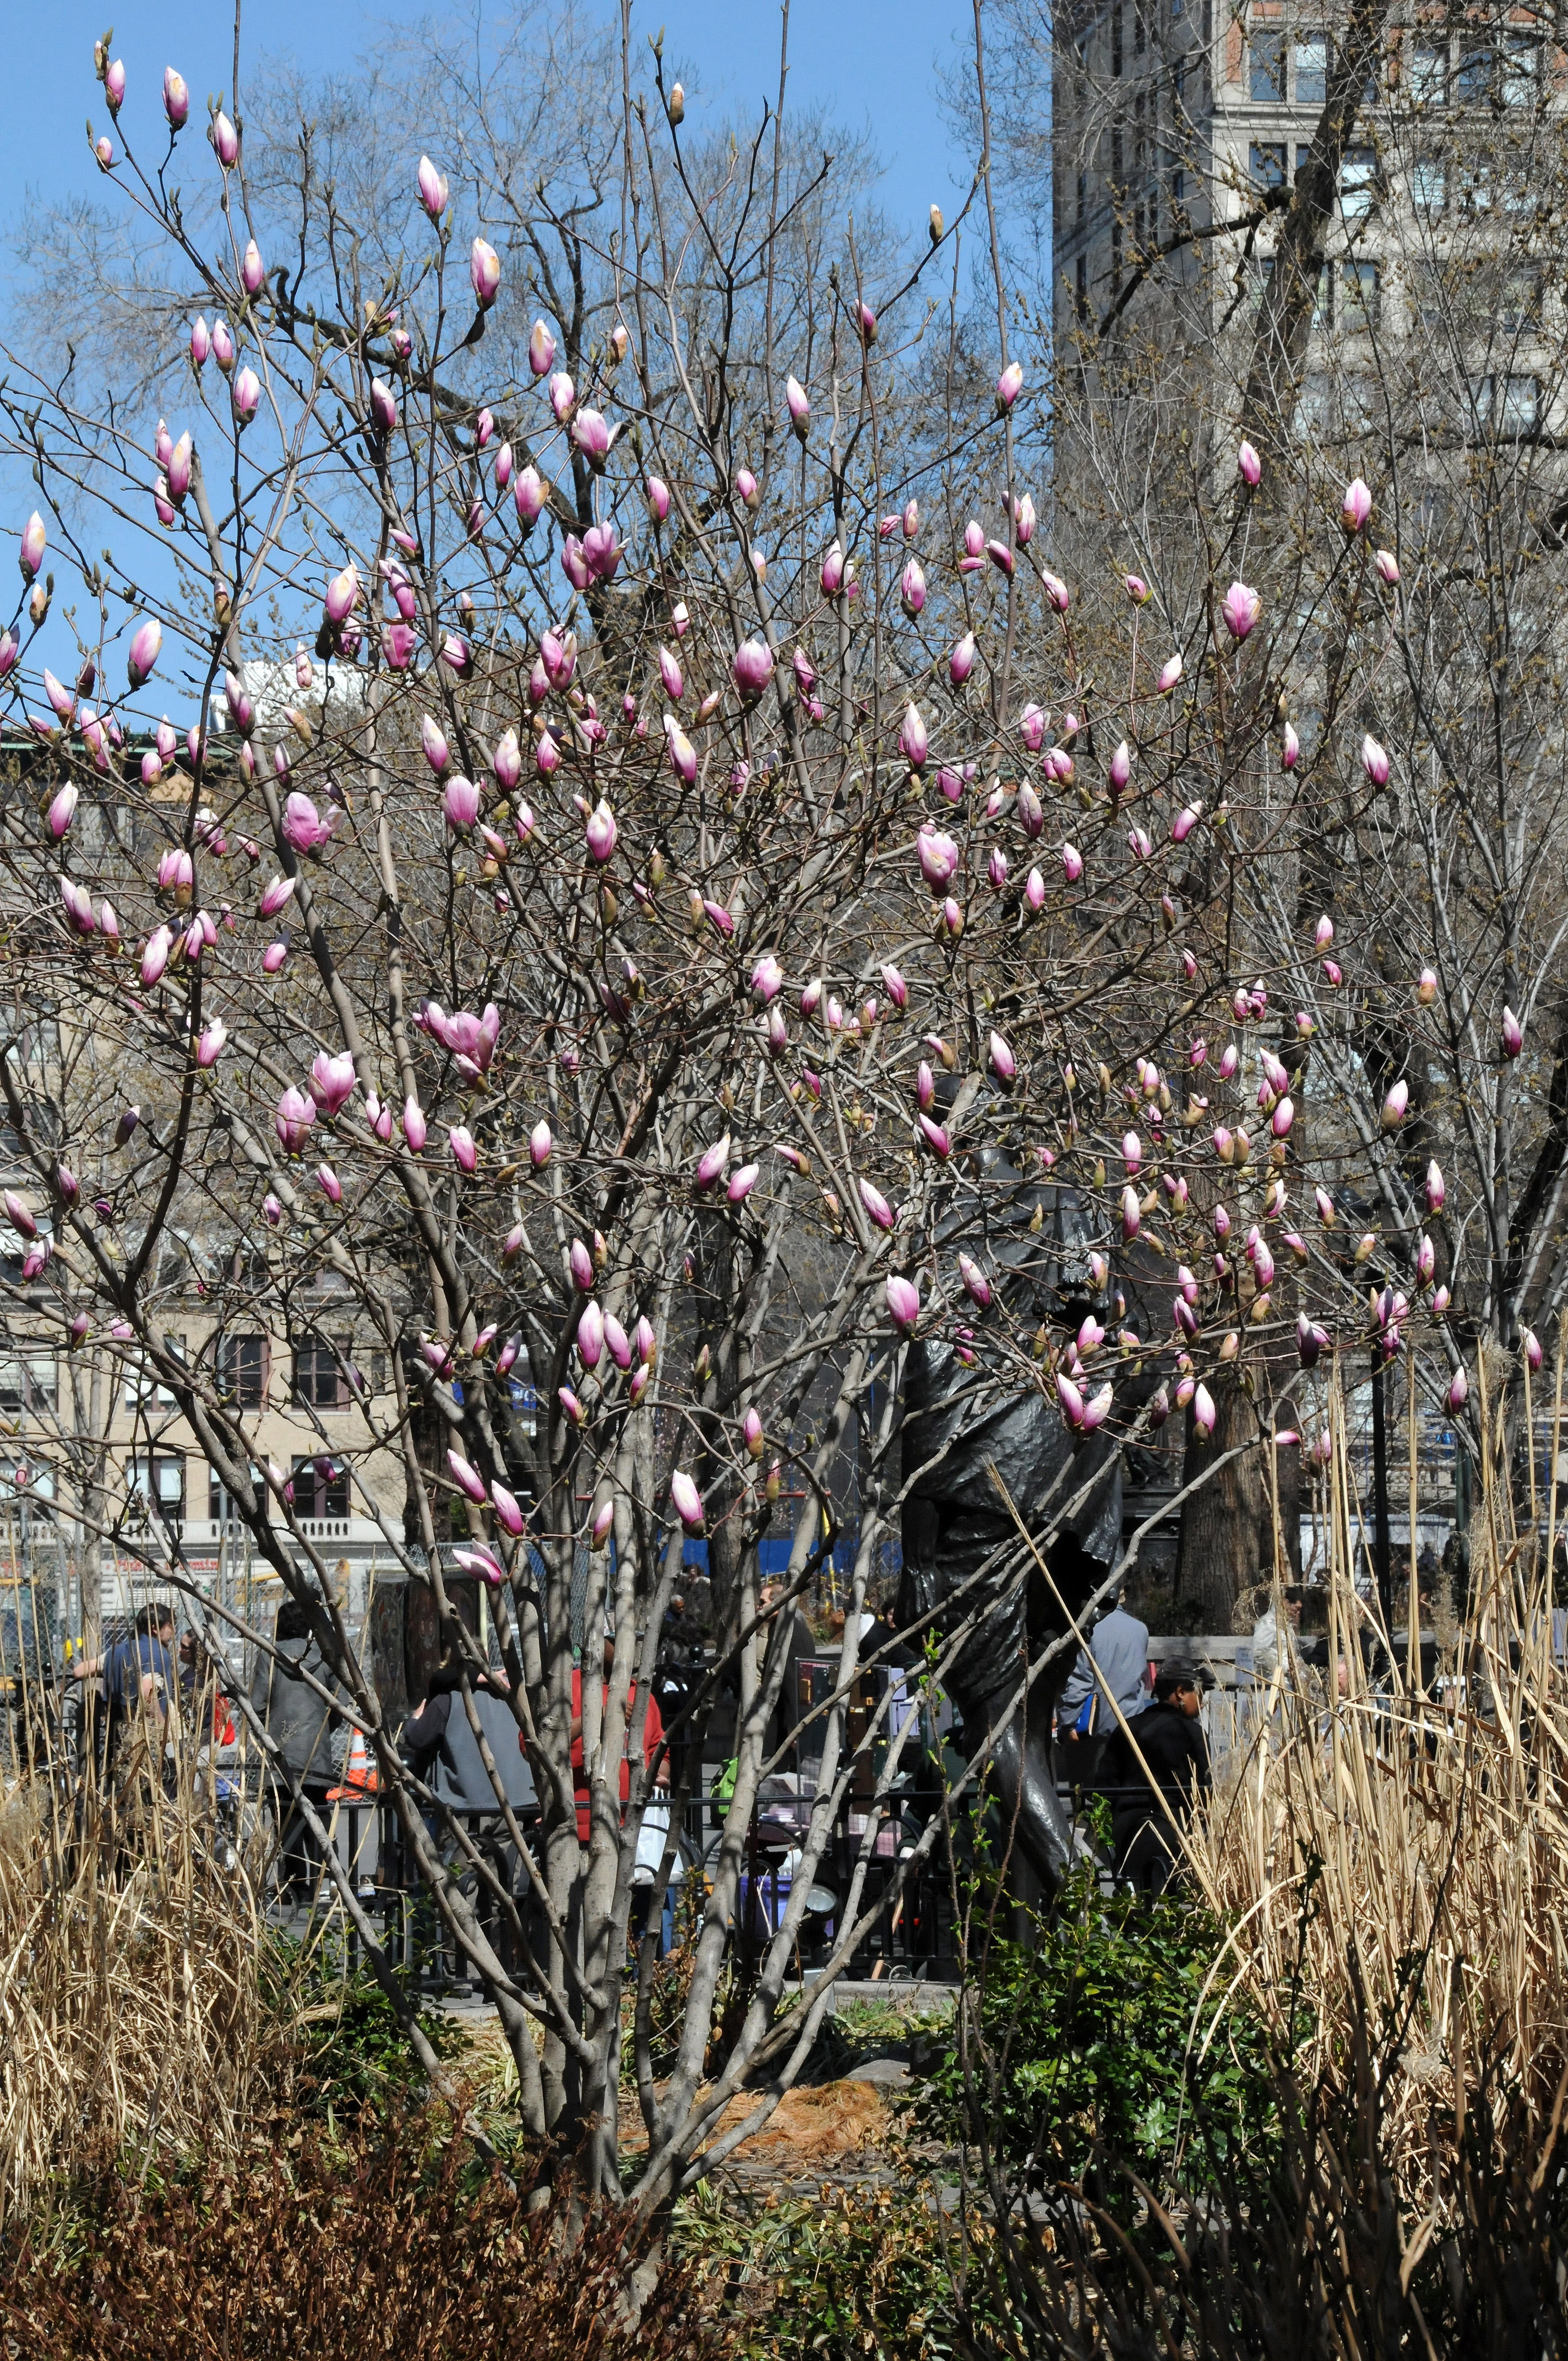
[1096,1658,1210,1894]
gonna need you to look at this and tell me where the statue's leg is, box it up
[952,1671,1076,1897]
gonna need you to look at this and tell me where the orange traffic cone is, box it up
[328,1723,378,1799]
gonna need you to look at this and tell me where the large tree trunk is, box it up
[1175,1372,1272,1631]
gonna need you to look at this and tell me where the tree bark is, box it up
[1175,1372,1271,1630]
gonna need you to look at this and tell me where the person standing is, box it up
[1097,1659,1211,1894]
[249,1598,341,1906]
[1056,1590,1151,1778]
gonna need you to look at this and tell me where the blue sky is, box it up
[0,2,987,701]
[0,2,976,255]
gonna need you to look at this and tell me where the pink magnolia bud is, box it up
[585,799,618,862]
[1271,1096,1295,1139]
[571,407,611,466]
[900,557,927,617]
[728,1162,759,1203]
[1524,1328,1544,1374]
[1382,1079,1409,1127]
[1120,1185,1140,1242]
[1448,1367,1469,1412]
[1417,1233,1436,1283]
[858,1177,896,1231]
[241,238,264,297]
[995,358,1023,411]
[1158,653,1184,694]
[324,563,359,626]
[402,1096,427,1153]
[549,371,576,423]
[530,1119,552,1167]
[1280,720,1300,771]
[786,375,809,436]
[578,1301,605,1367]
[18,512,45,582]
[1192,1381,1217,1439]
[958,1253,992,1310]
[514,466,546,528]
[1342,476,1373,533]
[450,1125,477,1174]
[210,111,239,168]
[274,1086,317,1152]
[1361,732,1390,786]
[1109,739,1132,794]
[916,825,959,891]
[734,466,759,508]
[1375,547,1400,586]
[263,940,288,975]
[46,782,77,840]
[821,540,846,597]
[231,367,261,423]
[470,237,500,308]
[126,618,162,690]
[732,638,774,700]
[1125,573,1151,603]
[1238,440,1262,487]
[1503,1006,1525,1058]
[695,1134,731,1191]
[447,1449,486,1506]
[164,66,190,128]
[1222,581,1261,640]
[1426,1161,1445,1212]
[989,1030,1016,1082]
[1014,493,1036,545]
[315,1162,342,1205]
[671,1468,704,1531]
[948,630,978,689]
[987,538,1016,579]
[1172,802,1203,844]
[443,776,481,830]
[413,154,449,219]
[1417,967,1438,1005]
[491,1480,525,1536]
[1060,841,1084,885]
[899,704,928,769]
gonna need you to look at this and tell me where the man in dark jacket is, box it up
[1097,1658,1210,1894]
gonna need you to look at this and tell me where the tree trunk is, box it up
[1175,1373,1271,1631]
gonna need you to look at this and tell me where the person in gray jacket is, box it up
[249,1599,342,1904]
[1056,1591,1151,1778]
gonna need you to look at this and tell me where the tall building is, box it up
[1053,4,1561,448]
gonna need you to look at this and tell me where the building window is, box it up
[1250,30,1286,102]
[1113,3,1123,75]
[1501,36,1539,108]
[1461,160,1495,214]
[1077,170,1086,224]
[1454,43,1491,104]
[1341,259,1381,329]
[1482,373,1539,436]
[0,1355,56,1413]
[209,1462,268,1526]
[215,1333,268,1408]
[290,1454,350,1522]
[1408,40,1446,105]
[123,1336,186,1411]
[1294,31,1329,105]
[1311,259,1333,331]
[292,1334,347,1410]
[1250,140,1288,190]
[1135,0,1147,56]
[1501,272,1540,335]
[1341,144,1377,219]
[1076,248,1090,322]
[1411,156,1446,214]
[1112,216,1123,293]
[128,1452,186,1527]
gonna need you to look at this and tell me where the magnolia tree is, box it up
[0,20,1525,2205]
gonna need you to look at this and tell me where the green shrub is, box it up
[918,1864,1280,2207]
